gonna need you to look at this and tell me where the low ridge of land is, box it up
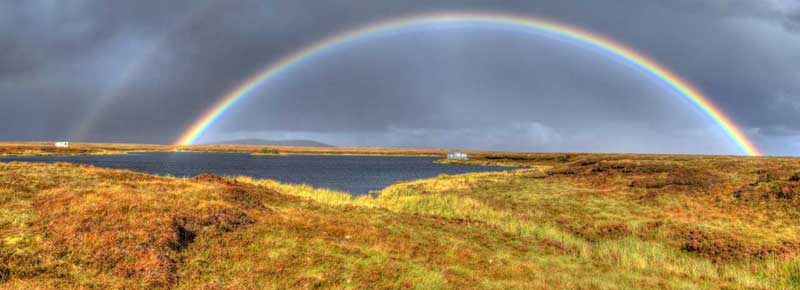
[1,145,800,289]
[207,138,335,147]
[0,142,449,157]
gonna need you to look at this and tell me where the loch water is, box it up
[1,152,516,195]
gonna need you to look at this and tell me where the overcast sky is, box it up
[1,0,799,155]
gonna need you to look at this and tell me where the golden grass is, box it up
[2,150,800,289]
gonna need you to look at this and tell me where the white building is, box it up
[447,152,468,160]
[54,141,70,148]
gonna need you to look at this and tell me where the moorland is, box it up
[1,143,799,289]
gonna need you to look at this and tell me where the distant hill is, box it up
[207,138,334,147]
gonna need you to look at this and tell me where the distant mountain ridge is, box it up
[207,139,334,147]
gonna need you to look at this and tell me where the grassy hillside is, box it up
[1,153,800,289]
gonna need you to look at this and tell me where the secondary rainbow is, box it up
[175,12,762,156]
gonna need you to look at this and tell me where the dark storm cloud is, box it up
[788,10,800,30]
[215,28,696,132]
[659,0,800,30]
[0,0,211,141]
[0,0,798,155]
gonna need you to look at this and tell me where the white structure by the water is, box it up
[447,152,468,160]
[54,141,70,148]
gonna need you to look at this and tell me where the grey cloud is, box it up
[657,0,800,32]
[785,9,800,30]
[759,126,800,137]
[1,0,799,155]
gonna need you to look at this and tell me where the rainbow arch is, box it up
[175,12,761,156]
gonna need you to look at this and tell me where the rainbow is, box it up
[175,12,761,156]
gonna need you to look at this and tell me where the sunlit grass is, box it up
[237,158,800,289]
[3,150,800,288]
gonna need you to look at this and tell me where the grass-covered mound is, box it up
[1,153,800,289]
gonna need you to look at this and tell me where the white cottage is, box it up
[447,152,468,160]
[54,141,70,148]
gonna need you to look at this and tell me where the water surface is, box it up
[1,152,516,195]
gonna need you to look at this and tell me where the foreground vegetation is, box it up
[2,152,800,289]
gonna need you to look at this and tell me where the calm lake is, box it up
[0,152,516,195]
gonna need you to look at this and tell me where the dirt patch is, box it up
[0,265,9,282]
